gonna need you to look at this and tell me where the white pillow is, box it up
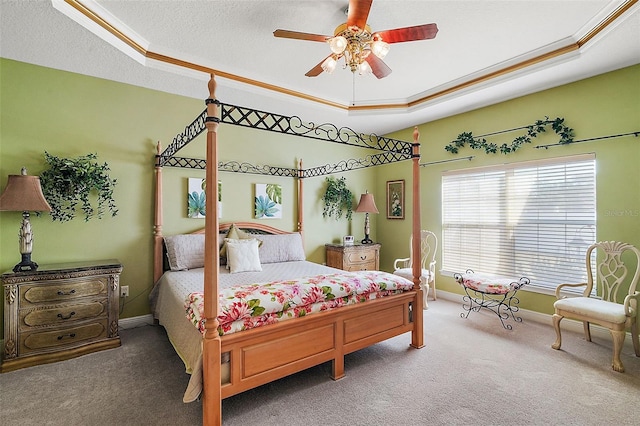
[225,238,262,274]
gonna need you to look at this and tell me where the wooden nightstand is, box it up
[1,259,122,372]
[325,243,380,271]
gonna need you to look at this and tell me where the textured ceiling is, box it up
[1,0,639,134]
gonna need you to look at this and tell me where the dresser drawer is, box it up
[20,277,108,306]
[20,319,108,355]
[20,300,107,330]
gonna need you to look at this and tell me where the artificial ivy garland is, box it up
[322,176,353,221]
[40,152,118,222]
[444,116,574,155]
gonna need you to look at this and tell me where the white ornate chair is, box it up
[552,241,640,372]
[393,230,437,309]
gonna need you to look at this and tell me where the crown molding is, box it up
[54,0,638,114]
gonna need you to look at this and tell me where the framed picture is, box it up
[255,183,282,219]
[386,180,404,219]
[187,178,222,218]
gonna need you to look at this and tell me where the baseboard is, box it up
[435,289,635,350]
[118,314,154,330]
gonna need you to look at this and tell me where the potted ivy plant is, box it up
[322,176,353,220]
[40,152,118,222]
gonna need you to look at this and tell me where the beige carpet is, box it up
[1,298,638,425]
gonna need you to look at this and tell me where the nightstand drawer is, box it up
[343,260,376,272]
[345,248,378,265]
[20,300,107,329]
[20,320,108,354]
[21,277,108,306]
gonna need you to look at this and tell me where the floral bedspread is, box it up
[185,270,415,336]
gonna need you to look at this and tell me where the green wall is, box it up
[1,58,638,334]
[377,64,640,315]
[0,58,376,333]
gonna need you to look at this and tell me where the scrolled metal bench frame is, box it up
[454,269,530,330]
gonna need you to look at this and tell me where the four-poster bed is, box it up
[152,74,423,424]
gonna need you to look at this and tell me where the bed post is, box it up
[202,74,222,425]
[297,159,304,240]
[411,126,425,349]
[153,142,164,284]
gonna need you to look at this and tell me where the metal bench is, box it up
[454,270,529,330]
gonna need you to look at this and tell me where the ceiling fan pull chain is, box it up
[352,72,356,106]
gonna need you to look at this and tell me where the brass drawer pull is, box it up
[57,289,77,296]
[57,311,76,320]
[57,333,77,340]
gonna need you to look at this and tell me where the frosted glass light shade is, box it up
[358,60,371,75]
[371,40,390,59]
[321,56,338,73]
[329,36,348,54]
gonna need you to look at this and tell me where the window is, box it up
[441,154,596,294]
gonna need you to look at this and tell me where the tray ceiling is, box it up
[1,0,639,134]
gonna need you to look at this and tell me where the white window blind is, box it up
[441,154,596,292]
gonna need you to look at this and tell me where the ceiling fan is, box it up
[273,0,438,79]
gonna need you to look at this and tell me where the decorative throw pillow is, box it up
[225,238,262,274]
[219,224,262,258]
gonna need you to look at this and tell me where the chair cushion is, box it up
[394,268,432,282]
[554,297,630,324]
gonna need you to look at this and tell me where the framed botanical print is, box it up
[187,178,222,218]
[386,180,404,219]
[255,183,282,219]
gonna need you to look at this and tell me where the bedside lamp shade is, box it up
[0,168,51,272]
[354,191,379,244]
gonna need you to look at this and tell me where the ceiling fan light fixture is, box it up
[274,0,438,79]
[328,36,348,54]
[321,55,338,73]
[371,40,390,59]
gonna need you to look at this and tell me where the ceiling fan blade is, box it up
[365,54,392,79]
[374,23,439,43]
[346,0,373,29]
[273,29,330,42]
[305,56,333,77]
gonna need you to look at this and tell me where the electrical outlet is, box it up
[120,285,129,298]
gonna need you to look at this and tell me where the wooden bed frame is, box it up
[153,75,424,424]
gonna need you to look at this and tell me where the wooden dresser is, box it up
[1,259,122,372]
[325,243,381,271]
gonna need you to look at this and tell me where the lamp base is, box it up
[13,253,39,273]
[360,212,375,244]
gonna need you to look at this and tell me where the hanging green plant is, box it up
[40,152,118,222]
[444,116,574,155]
[322,176,353,220]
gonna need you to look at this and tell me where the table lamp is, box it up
[0,168,52,272]
[354,191,378,244]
